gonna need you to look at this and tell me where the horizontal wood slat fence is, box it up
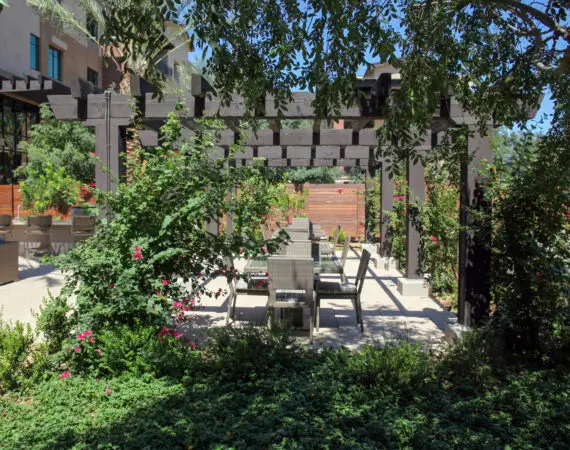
[296,183,365,240]
[1,184,365,239]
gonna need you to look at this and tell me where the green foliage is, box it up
[19,163,80,215]
[288,166,342,186]
[268,183,308,225]
[48,113,287,331]
[383,171,408,267]
[487,130,570,365]
[2,329,570,448]
[364,171,380,238]
[336,226,348,245]
[15,104,95,184]
[35,293,73,354]
[0,319,34,393]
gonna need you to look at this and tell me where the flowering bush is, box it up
[45,112,287,333]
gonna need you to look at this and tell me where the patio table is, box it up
[244,255,343,275]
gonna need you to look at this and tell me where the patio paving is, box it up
[0,249,452,349]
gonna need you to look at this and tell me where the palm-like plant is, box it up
[26,0,192,95]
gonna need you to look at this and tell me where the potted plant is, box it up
[20,163,80,223]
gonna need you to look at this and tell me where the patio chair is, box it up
[0,214,12,240]
[267,256,315,343]
[286,230,310,241]
[25,215,52,257]
[315,249,371,333]
[321,224,341,256]
[223,256,268,324]
[339,237,351,282]
[279,240,312,257]
[71,215,96,243]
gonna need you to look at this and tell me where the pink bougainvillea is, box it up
[59,371,71,379]
[133,246,143,259]
[429,236,438,244]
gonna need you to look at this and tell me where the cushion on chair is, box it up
[316,281,357,295]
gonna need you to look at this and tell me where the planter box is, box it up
[0,241,18,284]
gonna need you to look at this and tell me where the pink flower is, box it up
[74,346,81,353]
[161,279,169,286]
[172,301,182,308]
[393,195,406,201]
[77,333,85,341]
[59,371,71,379]
[96,348,102,354]
[174,332,183,339]
[536,271,541,277]
[239,247,245,254]
[83,330,93,336]
[337,188,346,194]
[105,388,112,394]
[429,236,438,244]
[109,284,115,289]
[88,337,95,344]
[261,248,267,254]
[91,152,97,157]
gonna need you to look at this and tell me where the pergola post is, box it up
[397,134,430,296]
[458,127,493,326]
[379,162,394,264]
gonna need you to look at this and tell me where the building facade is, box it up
[0,0,103,185]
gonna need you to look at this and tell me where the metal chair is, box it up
[0,214,12,241]
[71,215,96,243]
[25,215,52,257]
[315,249,371,333]
[267,256,315,343]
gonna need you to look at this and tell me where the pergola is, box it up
[3,68,527,326]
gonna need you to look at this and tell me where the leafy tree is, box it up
[15,104,95,184]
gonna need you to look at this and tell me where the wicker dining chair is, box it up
[315,249,371,333]
[339,236,351,282]
[223,256,268,324]
[279,240,312,257]
[25,215,53,257]
[71,215,96,243]
[267,256,315,343]
[0,214,12,240]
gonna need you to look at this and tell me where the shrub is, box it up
[19,163,80,215]
[48,113,288,331]
[35,292,73,354]
[60,323,199,379]
[0,319,34,393]
[14,103,95,184]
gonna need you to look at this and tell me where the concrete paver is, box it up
[0,249,451,349]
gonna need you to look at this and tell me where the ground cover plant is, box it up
[1,325,570,449]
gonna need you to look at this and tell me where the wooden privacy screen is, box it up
[298,184,365,240]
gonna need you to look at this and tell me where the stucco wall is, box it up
[0,1,40,78]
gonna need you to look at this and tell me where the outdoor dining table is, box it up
[243,254,343,275]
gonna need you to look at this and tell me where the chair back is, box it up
[286,230,309,241]
[331,225,341,249]
[0,214,12,233]
[27,215,52,232]
[355,249,371,294]
[282,240,312,257]
[72,215,96,234]
[267,256,314,305]
[292,217,309,224]
[340,237,351,268]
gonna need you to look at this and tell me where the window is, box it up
[87,67,98,86]
[86,12,98,38]
[30,35,40,71]
[48,46,62,81]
